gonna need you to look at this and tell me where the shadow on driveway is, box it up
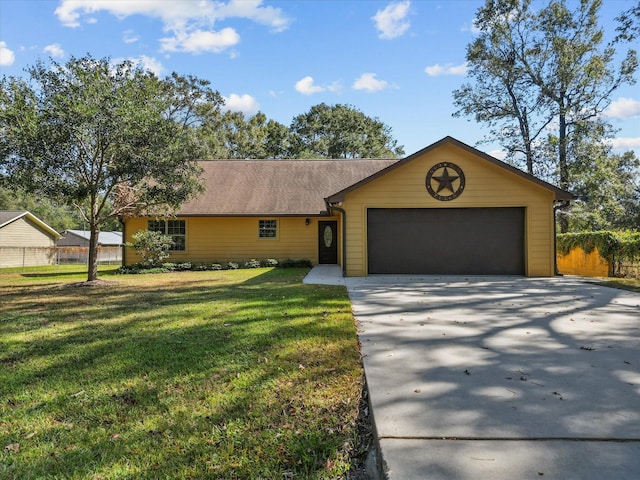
[346,275,640,479]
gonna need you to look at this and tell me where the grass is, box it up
[0,266,369,479]
[592,276,640,293]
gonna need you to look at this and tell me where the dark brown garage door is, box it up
[367,208,525,275]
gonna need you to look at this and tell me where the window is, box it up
[148,219,186,251]
[259,219,277,239]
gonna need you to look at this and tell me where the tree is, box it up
[264,118,295,158]
[197,110,294,159]
[0,184,122,232]
[453,1,554,175]
[0,185,79,232]
[615,2,640,43]
[564,121,640,231]
[453,0,638,231]
[1,56,210,281]
[289,103,404,158]
[196,103,404,160]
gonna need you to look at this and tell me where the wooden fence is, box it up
[556,246,639,279]
[0,246,122,269]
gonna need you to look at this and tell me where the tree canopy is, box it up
[1,56,208,280]
[453,0,639,232]
[196,102,405,160]
[289,103,404,159]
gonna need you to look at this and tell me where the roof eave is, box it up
[327,136,574,203]
[1,211,61,239]
[27,213,62,240]
[170,212,331,217]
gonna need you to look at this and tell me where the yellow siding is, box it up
[557,247,610,277]
[342,143,557,277]
[124,216,336,266]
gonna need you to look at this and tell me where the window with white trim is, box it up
[148,219,186,251]
[258,219,277,239]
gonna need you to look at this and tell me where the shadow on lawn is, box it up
[19,267,122,279]
[0,268,365,479]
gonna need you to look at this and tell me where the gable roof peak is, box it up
[326,136,573,202]
[0,210,61,238]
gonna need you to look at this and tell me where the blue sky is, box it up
[1,0,638,158]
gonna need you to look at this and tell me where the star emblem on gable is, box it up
[425,162,466,201]
[433,166,459,194]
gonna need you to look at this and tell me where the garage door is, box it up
[367,208,525,275]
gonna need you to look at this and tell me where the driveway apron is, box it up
[345,275,640,480]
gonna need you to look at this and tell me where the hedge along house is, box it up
[123,137,573,276]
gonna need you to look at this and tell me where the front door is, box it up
[318,221,338,264]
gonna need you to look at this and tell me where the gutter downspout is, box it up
[326,202,346,277]
[553,201,563,276]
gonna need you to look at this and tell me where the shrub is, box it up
[117,258,311,274]
[127,230,174,267]
[116,265,168,274]
[279,259,313,268]
[557,231,640,260]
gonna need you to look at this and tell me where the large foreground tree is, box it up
[453,0,638,231]
[0,56,214,281]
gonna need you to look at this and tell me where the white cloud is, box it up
[607,137,640,151]
[112,55,165,76]
[43,43,65,58]
[136,55,165,76]
[461,19,481,34]
[352,73,389,92]
[223,93,260,116]
[0,41,15,66]
[372,0,411,40]
[215,0,291,33]
[295,76,326,95]
[54,0,291,53]
[160,27,240,54]
[425,62,468,76]
[604,97,640,120]
[488,149,507,160]
[123,29,139,44]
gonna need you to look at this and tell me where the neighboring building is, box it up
[57,230,123,264]
[0,210,61,267]
[123,137,573,277]
[58,230,123,247]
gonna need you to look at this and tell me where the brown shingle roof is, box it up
[176,159,399,216]
[174,137,573,217]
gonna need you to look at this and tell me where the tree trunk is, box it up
[87,221,100,282]
[558,110,570,233]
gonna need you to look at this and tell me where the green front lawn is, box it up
[0,267,368,479]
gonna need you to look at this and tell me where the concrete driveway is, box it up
[345,275,640,479]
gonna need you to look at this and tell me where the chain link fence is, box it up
[0,246,122,269]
